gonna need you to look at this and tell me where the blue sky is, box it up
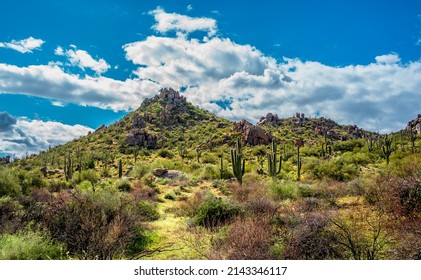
[1,0,421,157]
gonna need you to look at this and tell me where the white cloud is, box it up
[375,53,401,64]
[0,63,159,111]
[124,33,421,132]
[149,7,217,37]
[0,9,420,135]
[55,46,111,75]
[51,101,64,107]
[0,37,45,53]
[0,115,93,157]
[187,4,193,11]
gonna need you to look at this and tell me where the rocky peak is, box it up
[157,88,186,104]
[233,119,273,145]
[257,113,281,126]
[407,114,421,134]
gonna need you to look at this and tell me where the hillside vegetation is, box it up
[1,88,420,260]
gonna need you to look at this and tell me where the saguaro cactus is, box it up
[118,159,123,178]
[231,137,245,185]
[295,138,304,181]
[382,135,393,165]
[267,138,282,179]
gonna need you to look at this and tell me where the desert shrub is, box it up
[78,169,99,185]
[202,154,217,164]
[244,197,278,218]
[39,187,146,259]
[130,163,151,179]
[283,213,342,260]
[297,183,317,198]
[114,178,132,192]
[131,182,158,201]
[271,180,298,200]
[193,195,243,229]
[0,230,65,260]
[157,149,173,159]
[0,197,24,234]
[333,139,364,152]
[305,158,358,181]
[329,212,388,260]
[136,201,160,221]
[222,217,274,259]
[164,192,176,200]
[199,164,219,180]
[47,179,70,192]
[0,168,21,196]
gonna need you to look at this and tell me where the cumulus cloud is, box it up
[375,53,401,64]
[122,26,421,132]
[55,46,111,75]
[0,112,17,132]
[149,7,217,37]
[0,9,420,134]
[0,116,93,157]
[0,63,159,111]
[0,37,45,53]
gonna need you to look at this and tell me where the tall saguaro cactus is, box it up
[267,138,282,179]
[231,137,245,185]
[118,159,123,178]
[382,135,393,165]
[295,138,304,181]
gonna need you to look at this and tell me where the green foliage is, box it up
[130,163,151,179]
[164,192,176,200]
[0,231,65,260]
[72,169,99,185]
[304,157,358,181]
[157,148,173,159]
[114,178,132,192]
[193,194,243,229]
[200,164,220,180]
[0,168,21,197]
[270,180,299,200]
[38,187,145,259]
[136,201,160,221]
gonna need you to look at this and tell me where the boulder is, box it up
[232,119,272,145]
[153,168,168,176]
[257,113,281,126]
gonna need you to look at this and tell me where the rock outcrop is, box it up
[257,113,281,126]
[407,114,421,134]
[232,119,272,145]
[125,129,157,148]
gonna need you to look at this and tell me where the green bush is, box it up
[193,195,243,229]
[0,231,65,260]
[39,187,145,259]
[0,197,24,234]
[72,169,99,185]
[200,164,219,180]
[137,201,160,221]
[114,178,132,192]
[0,168,21,196]
[271,180,299,200]
[130,163,151,179]
[157,149,173,159]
